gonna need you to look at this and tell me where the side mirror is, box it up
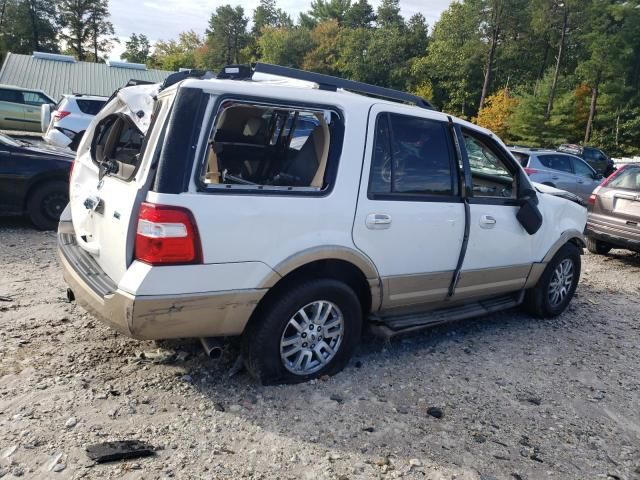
[516,175,542,235]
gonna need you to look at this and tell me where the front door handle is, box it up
[366,213,392,230]
[480,215,496,228]
[551,175,560,180]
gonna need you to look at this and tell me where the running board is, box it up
[369,292,524,339]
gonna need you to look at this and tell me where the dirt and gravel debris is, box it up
[1,219,639,479]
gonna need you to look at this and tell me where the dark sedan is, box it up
[586,163,640,254]
[0,133,74,229]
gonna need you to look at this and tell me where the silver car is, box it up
[510,148,604,202]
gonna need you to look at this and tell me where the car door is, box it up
[570,155,601,200]
[0,88,26,130]
[352,106,465,313]
[536,154,577,193]
[455,127,535,300]
[21,91,52,131]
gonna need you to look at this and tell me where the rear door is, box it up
[352,105,465,312]
[69,84,169,283]
[21,91,52,131]
[536,154,577,193]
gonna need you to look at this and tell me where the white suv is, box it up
[58,65,587,384]
[42,94,108,150]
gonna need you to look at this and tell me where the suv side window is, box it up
[538,154,573,174]
[462,131,516,199]
[369,113,456,197]
[0,89,23,104]
[200,100,343,192]
[572,157,595,178]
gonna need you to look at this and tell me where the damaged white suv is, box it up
[58,64,587,384]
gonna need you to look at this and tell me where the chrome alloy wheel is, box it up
[548,258,574,307]
[280,300,345,375]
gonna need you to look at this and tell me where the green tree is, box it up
[303,20,342,75]
[121,33,151,64]
[59,0,115,61]
[151,30,206,71]
[205,5,248,69]
[307,0,351,25]
[256,26,312,68]
[86,0,115,62]
[1,0,58,56]
[376,0,402,28]
[344,0,375,28]
[252,0,291,34]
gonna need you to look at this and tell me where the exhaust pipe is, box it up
[66,288,75,302]
[200,337,223,360]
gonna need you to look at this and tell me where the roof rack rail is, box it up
[160,69,215,92]
[252,62,434,110]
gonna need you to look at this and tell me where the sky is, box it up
[108,0,454,60]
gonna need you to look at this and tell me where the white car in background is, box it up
[41,94,108,150]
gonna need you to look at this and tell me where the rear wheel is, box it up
[242,279,362,385]
[524,243,581,318]
[586,236,612,255]
[26,181,68,230]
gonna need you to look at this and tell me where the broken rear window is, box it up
[200,101,342,192]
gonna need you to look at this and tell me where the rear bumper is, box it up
[44,128,73,148]
[57,219,265,340]
[586,219,640,252]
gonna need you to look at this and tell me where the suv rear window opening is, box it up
[202,101,341,191]
[90,113,144,181]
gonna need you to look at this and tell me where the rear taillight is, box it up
[53,110,71,121]
[524,167,539,175]
[135,202,202,265]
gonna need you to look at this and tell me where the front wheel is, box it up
[242,279,362,385]
[523,243,581,318]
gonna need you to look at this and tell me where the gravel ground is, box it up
[1,218,639,480]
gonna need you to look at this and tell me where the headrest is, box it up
[243,118,262,137]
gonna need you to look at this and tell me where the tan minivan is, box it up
[0,84,55,132]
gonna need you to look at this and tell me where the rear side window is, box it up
[201,100,342,191]
[572,158,595,178]
[538,154,573,173]
[369,113,456,197]
[608,166,640,190]
[77,99,106,115]
[0,89,23,103]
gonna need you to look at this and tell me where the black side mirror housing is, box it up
[516,174,543,235]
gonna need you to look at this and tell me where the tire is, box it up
[242,279,362,385]
[523,243,581,318]
[586,236,612,255]
[26,181,68,230]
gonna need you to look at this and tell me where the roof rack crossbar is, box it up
[253,63,433,110]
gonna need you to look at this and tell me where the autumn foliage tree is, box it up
[475,88,518,140]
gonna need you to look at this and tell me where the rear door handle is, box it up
[366,213,392,230]
[480,215,496,228]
